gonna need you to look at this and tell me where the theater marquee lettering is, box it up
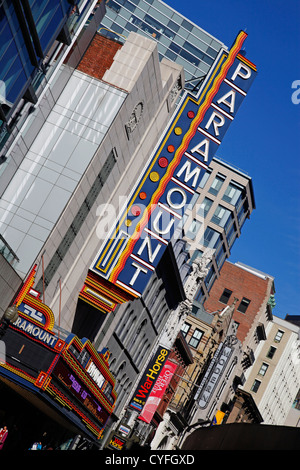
[79,31,257,313]
[14,317,57,347]
[86,360,106,389]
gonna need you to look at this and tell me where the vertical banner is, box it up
[138,359,177,423]
[194,342,233,408]
[129,347,170,412]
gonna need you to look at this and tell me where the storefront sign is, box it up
[52,359,110,426]
[212,410,225,425]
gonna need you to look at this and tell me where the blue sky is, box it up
[166,0,300,319]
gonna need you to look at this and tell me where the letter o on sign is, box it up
[166,187,187,209]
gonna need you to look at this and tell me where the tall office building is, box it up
[0,0,102,151]
[181,158,255,305]
[0,0,105,316]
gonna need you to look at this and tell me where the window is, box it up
[181,19,193,31]
[186,218,202,240]
[208,174,225,196]
[129,15,161,39]
[143,13,175,39]
[222,182,243,205]
[266,346,276,359]
[169,42,200,67]
[226,222,237,247]
[274,329,284,343]
[181,322,191,337]
[211,205,231,227]
[167,20,179,33]
[203,227,219,248]
[251,379,261,393]
[127,318,147,351]
[237,202,248,225]
[189,192,200,209]
[219,288,232,304]
[258,362,269,376]
[215,245,226,268]
[198,197,213,217]
[198,170,211,188]
[189,328,204,348]
[106,0,122,13]
[195,287,205,303]
[237,297,251,314]
[204,265,215,290]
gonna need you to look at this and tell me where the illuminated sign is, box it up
[14,264,37,307]
[108,434,126,451]
[13,317,57,347]
[78,31,257,313]
[86,361,106,388]
[48,336,117,437]
[130,346,169,412]
[12,289,62,351]
[51,358,111,427]
[138,359,177,423]
[0,288,117,440]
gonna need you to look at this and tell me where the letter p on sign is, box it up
[0,340,5,364]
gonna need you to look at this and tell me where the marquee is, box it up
[0,272,117,440]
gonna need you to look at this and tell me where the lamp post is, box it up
[0,305,19,339]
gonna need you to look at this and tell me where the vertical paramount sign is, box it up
[79,31,257,313]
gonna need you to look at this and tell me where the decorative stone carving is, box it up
[125,101,144,137]
[168,77,182,105]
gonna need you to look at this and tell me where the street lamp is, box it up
[0,305,19,339]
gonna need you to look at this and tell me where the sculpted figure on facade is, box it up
[211,297,238,344]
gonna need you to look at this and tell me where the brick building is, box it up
[76,33,123,80]
[204,261,274,349]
